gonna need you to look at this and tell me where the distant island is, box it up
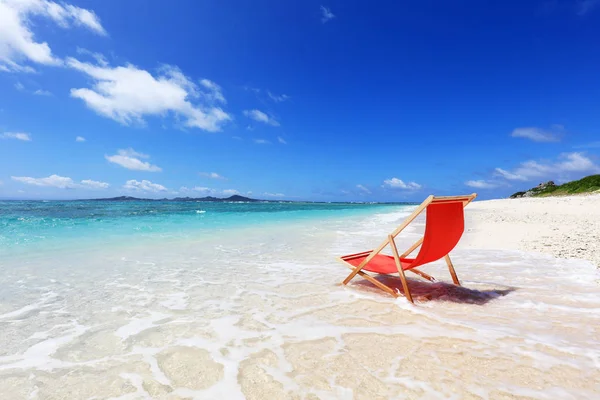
[77,195,416,205]
[510,174,600,198]
[90,195,264,202]
[1,194,417,205]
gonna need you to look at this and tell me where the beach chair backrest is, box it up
[409,200,465,268]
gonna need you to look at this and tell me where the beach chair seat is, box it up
[337,194,477,303]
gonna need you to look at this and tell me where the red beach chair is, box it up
[337,194,477,303]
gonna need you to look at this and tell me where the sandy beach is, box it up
[3,0,600,398]
[464,193,600,268]
[1,198,599,399]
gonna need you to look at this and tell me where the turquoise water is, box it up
[0,200,407,256]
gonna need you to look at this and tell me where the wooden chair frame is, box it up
[337,194,477,303]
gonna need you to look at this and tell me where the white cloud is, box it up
[199,172,226,180]
[11,174,108,189]
[75,136,86,142]
[383,177,422,190]
[465,180,498,189]
[552,152,599,173]
[80,179,109,189]
[577,0,600,15]
[33,89,51,96]
[1,132,31,141]
[67,58,231,132]
[243,109,280,126]
[356,184,371,194]
[12,174,75,188]
[181,186,212,195]
[179,186,240,197]
[76,46,108,66]
[199,79,226,104]
[495,152,600,182]
[0,0,105,72]
[243,86,261,94]
[511,126,562,142]
[105,148,162,172]
[573,141,600,149]
[14,82,51,96]
[263,192,285,197]
[320,5,335,23]
[267,91,289,102]
[494,167,527,181]
[123,179,167,193]
[277,136,287,144]
[59,4,106,34]
[254,139,271,144]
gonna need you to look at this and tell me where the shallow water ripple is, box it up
[0,209,599,399]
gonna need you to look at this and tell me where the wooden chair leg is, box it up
[343,262,367,285]
[343,265,398,297]
[396,266,413,303]
[342,239,390,285]
[389,235,414,303]
[409,268,436,282]
[445,255,460,286]
[357,271,398,298]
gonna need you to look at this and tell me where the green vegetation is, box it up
[510,175,600,198]
[509,191,527,198]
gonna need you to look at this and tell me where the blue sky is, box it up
[1,0,599,201]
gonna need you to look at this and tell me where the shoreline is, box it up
[0,203,409,263]
[463,193,600,268]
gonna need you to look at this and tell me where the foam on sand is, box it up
[0,206,599,398]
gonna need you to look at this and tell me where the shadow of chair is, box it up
[352,275,515,305]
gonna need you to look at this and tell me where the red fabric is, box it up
[410,202,464,268]
[343,254,415,274]
[341,202,465,274]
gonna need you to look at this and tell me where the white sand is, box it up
[464,193,600,268]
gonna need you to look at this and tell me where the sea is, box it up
[0,200,402,258]
[0,200,599,399]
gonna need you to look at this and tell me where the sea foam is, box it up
[0,205,599,398]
